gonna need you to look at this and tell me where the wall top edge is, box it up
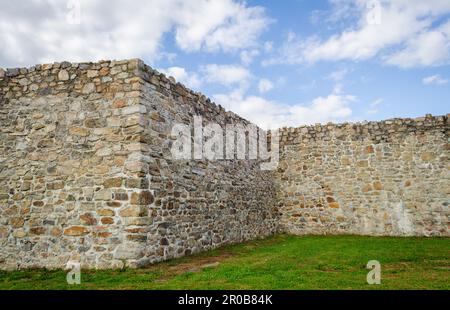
[0,58,251,126]
[0,59,448,129]
[278,113,449,133]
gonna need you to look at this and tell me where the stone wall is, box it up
[135,62,279,265]
[0,58,448,270]
[276,116,449,236]
[0,59,279,270]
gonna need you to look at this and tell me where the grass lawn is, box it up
[0,235,448,290]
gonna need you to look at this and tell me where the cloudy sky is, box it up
[1,0,449,129]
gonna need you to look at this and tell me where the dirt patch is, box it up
[152,251,235,283]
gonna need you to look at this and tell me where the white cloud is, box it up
[0,0,271,67]
[174,1,271,53]
[159,66,202,89]
[385,21,450,68]
[161,62,255,90]
[201,64,251,86]
[327,69,348,81]
[258,79,274,93]
[422,74,449,85]
[267,0,450,68]
[214,87,355,129]
[240,49,260,65]
[264,41,274,52]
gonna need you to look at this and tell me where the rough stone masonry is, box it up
[0,59,448,270]
[276,117,449,236]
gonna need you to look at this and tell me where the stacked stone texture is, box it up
[0,59,279,270]
[275,116,449,236]
[0,58,448,270]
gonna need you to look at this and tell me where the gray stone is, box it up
[19,78,30,86]
[6,68,19,77]
[58,70,69,81]
[82,83,96,94]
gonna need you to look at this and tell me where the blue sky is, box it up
[1,0,449,128]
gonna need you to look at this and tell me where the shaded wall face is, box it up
[137,64,280,264]
[276,119,449,236]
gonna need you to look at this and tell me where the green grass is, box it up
[0,235,448,290]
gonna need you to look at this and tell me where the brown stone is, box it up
[130,191,154,205]
[125,228,147,233]
[0,226,9,238]
[10,217,25,228]
[47,181,64,190]
[99,67,110,76]
[362,184,373,192]
[64,226,89,236]
[97,209,115,216]
[33,201,44,207]
[365,145,374,154]
[127,235,146,242]
[119,206,147,217]
[328,202,340,209]
[106,201,122,208]
[12,193,24,200]
[112,99,126,108]
[80,213,97,225]
[113,192,128,201]
[421,152,435,161]
[30,227,46,235]
[103,178,123,188]
[340,157,351,165]
[87,70,98,78]
[357,160,369,168]
[85,118,106,128]
[69,127,90,137]
[101,217,114,225]
[373,181,383,190]
[50,227,62,237]
[96,231,112,238]
[94,165,110,174]
[126,178,149,189]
